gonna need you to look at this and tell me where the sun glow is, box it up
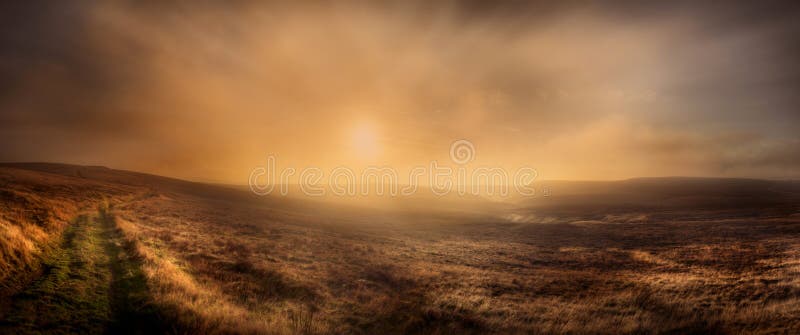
[350,122,381,160]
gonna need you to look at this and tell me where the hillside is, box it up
[0,163,799,334]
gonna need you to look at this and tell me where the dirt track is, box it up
[0,205,163,334]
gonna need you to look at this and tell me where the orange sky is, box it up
[1,1,799,183]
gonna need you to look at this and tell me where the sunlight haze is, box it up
[1,1,798,182]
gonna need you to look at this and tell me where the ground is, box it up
[0,163,799,334]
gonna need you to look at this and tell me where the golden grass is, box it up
[114,215,328,334]
[2,165,800,334]
[108,188,800,334]
[0,167,134,290]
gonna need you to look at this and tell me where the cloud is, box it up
[1,1,799,181]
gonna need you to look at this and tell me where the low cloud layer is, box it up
[1,1,799,181]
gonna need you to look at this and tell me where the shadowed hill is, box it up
[1,162,260,202]
[521,177,800,218]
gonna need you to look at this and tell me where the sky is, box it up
[1,0,799,182]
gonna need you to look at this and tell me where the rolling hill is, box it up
[1,163,799,334]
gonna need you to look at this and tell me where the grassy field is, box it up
[1,163,799,334]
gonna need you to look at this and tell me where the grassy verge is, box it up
[113,212,328,335]
[102,205,168,334]
[113,216,255,334]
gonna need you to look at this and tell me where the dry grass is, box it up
[0,167,134,293]
[110,189,800,334]
[2,164,800,334]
